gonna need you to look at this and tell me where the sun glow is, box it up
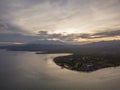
[55,28,80,34]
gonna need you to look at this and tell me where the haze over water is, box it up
[0,50,120,90]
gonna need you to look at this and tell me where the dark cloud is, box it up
[79,34,92,39]
[33,29,120,43]
[94,30,120,37]
[38,31,80,41]
[38,31,64,40]
[39,29,120,41]
[78,30,120,39]
[0,30,75,43]
[0,29,120,44]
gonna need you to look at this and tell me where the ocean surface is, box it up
[0,50,120,90]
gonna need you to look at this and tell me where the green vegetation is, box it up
[54,54,120,72]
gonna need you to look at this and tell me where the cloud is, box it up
[94,30,120,37]
[0,33,38,43]
[0,29,120,44]
[38,29,120,41]
[0,20,39,43]
[1,0,119,34]
[38,31,65,40]
[38,31,78,41]
[0,0,120,44]
[78,29,120,39]
[0,20,31,34]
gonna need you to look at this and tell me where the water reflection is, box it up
[0,50,120,90]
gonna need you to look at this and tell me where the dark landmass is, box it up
[0,40,120,72]
[0,40,120,54]
[54,54,120,72]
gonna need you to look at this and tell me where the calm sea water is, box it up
[0,50,120,90]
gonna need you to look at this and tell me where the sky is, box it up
[0,0,120,44]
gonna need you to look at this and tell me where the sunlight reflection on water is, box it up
[0,50,120,90]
